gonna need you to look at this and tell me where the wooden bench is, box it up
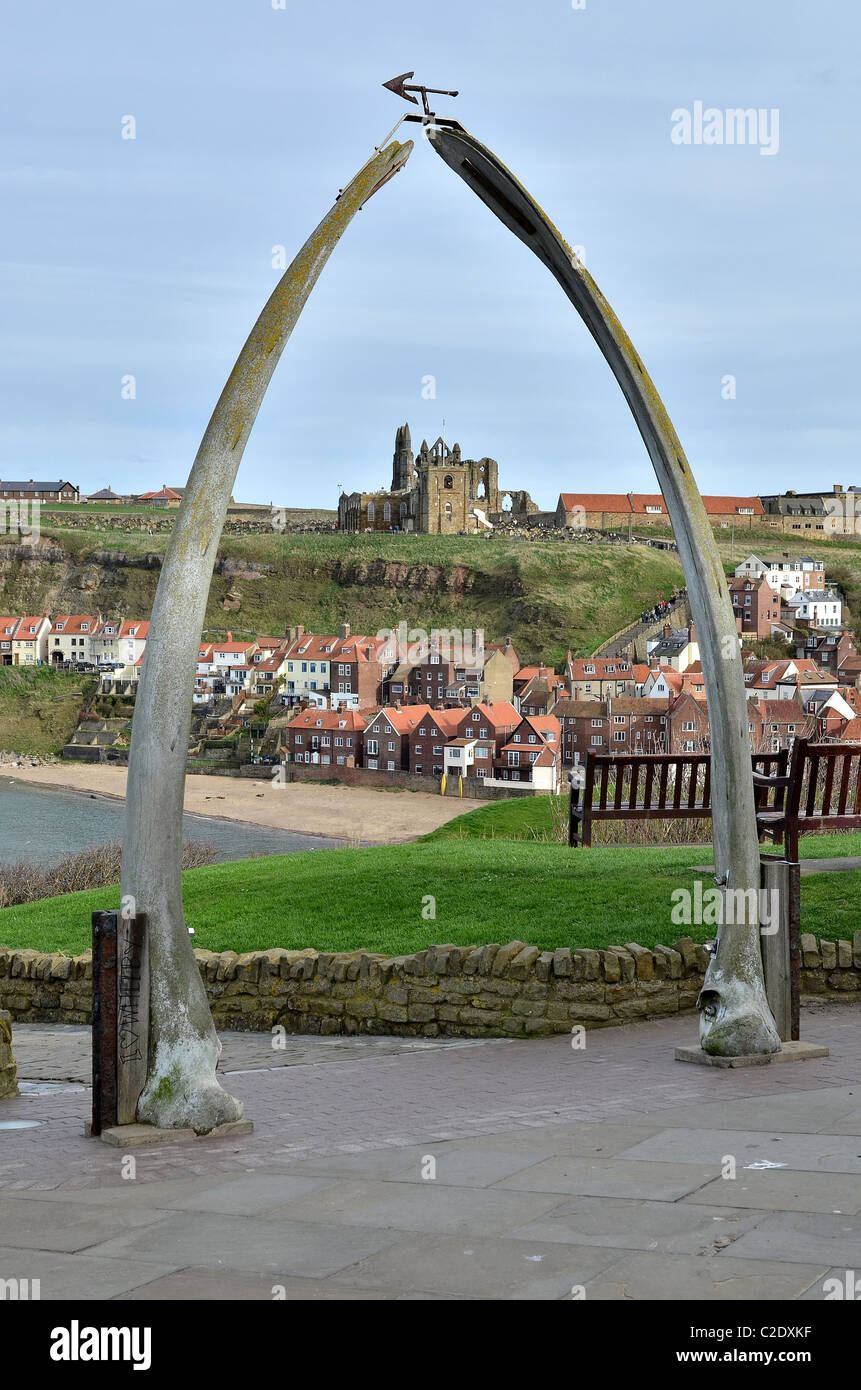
[753,737,861,860]
[568,749,788,848]
[569,739,861,853]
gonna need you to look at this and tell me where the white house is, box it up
[48,614,99,664]
[734,554,825,598]
[790,590,843,628]
[10,614,51,665]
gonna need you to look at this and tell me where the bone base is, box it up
[91,1119,254,1146]
[675,1041,829,1068]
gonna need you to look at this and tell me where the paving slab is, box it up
[504,1197,767,1254]
[581,1250,828,1300]
[685,1170,861,1216]
[0,1196,172,1253]
[722,1210,861,1266]
[81,1211,405,1278]
[331,1234,625,1300]
[268,1178,568,1237]
[494,1156,721,1201]
[114,1268,383,1301]
[158,1173,339,1216]
[617,1127,861,1174]
[0,1246,182,1301]
[623,1087,861,1135]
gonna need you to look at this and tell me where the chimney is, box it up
[834,484,844,495]
[340,621,351,640]
[226,631,232,642]
[663,624,671,638]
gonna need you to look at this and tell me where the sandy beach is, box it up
[5,763,471,845]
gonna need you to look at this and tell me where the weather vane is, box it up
[382,71,461,125]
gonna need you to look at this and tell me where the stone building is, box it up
[338,424,514,535]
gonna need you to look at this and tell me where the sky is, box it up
[1,0,859,509]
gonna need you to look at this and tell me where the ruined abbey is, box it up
[337,424,536,534]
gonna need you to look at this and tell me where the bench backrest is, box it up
[573,749,788,819]
[790,739,861,826]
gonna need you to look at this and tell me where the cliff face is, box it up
[0,533,685,666]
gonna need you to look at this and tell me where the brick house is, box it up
[455,701,519,751]
[747,699,811,752]
[285,709,368,767]
[493,714,562,789]
[564,655,637,700]
[363,705,429,771]
[406,707,462,776]
[666,692,711,753]
[0,479,78,503]
[554,697,670,765]
[330,630,388,707]
[728,576,783,639]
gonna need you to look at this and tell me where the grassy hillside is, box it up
[0,837,857,957]
[0,667,97,756]
[0,529,685,666]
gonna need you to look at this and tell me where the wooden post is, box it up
[117,910,148,1125]
[760,858,794,1042]
[91,911,118,1135]
[91,909,148,1134]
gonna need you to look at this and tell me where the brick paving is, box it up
[0,1001,859,1300]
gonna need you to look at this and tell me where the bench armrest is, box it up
[751,772,791,789]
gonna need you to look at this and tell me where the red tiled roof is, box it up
[49,614,98,635]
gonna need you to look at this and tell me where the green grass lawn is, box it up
[1,838,858,958]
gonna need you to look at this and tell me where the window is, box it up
[591,735,603,745]
[449,749,460,759]
[367,501,375,522]
[476,747,487,758]
[433,745,443,755]
[443,474,453,489]
[415,764,423,774]
[295,734,303,745]
[682,720,696,732]
[528,734,536,743]
[383,502,391,523]
[415,743,423,753]
[614,715,625,724]
[367,758,378,769]
[529,751,538,763]
[507,751,519,765]
[591,719,603,728]
[387,760,395,770]
[476,768,486,778]
[614,731,625,742]
[479,727,487,738]
[366,739,379,755]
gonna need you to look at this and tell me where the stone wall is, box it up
[0,1009,18,1098]
[1,932,859,1038]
